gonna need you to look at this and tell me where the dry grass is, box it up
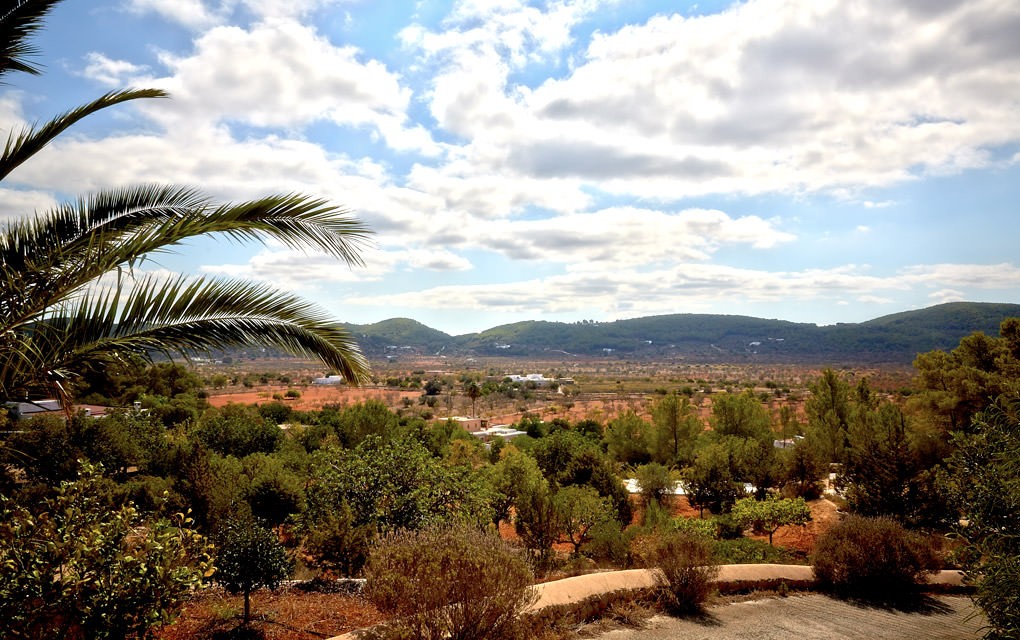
[156,586,387,640]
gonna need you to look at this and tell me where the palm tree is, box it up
[465,381,482,418]
[0,0,371,405]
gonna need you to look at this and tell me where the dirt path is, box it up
[591,594,983,640]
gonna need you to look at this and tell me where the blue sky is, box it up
[3,0,1020,335]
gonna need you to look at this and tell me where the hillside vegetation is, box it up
[344,302,1020,363]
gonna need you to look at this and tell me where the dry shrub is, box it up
[363,524,536,640]
[811,515,940,601]
[653,529,719,615]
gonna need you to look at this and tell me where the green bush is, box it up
[582,519,629,566]
[811,515,940,600]
[0,463,212,639]
[710,513,744,540]
[714,538,801,565]
[364,524,536,640]
[652,529,719,614]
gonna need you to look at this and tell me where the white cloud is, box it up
[404,0,1020,199]
[126,0,227,30]
[346,261,1020,319]
[126,0,339,29]
[80,53,148,87]
[929,288,966,304]
[0,188,59,220]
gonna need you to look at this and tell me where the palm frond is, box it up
[0,0,62,79]
[0,88,167,181]
[0,186,372,334]
[10,274,369,401]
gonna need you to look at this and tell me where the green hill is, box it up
[346,302,1020,364]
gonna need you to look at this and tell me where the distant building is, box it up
[471,424,527,442]
[5,399,111,420]
[313,375,345,385]
[443,416,488,433]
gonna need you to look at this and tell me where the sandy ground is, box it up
[591,594,983,640]
[206,385,421,411]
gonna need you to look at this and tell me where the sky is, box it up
[2,0,1019,336]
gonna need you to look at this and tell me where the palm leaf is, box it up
[7,274,370,404]
[0,186,372,334]
[0,88,167,181]
[0,0,62,79]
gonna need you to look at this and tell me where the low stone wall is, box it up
[327,566,967,640]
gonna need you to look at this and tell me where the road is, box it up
[591,594,984,640]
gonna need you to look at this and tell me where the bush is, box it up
[215,518,294,625]
[582,519,629,566]
[811,515,940,600]
[364,524,536,640]
[714,538,800,565]
[0,463,212,639]
[652,529,719,615]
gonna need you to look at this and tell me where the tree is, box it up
[650,393,702,466]
[215,518,293,626]
[514,479,560,569]
[710,391,772,442]
[0,463,213,639]
[465,381,482,417]
[0,0,371,407]
[604,409,651,465]
[944,397,1020,638]
[912,322,1020,433]
[485,445,545,528]
[307,436,491,532]
[682,442,745,516]
[553,485,613,555]
[635,461,674,506]
[194,404,283,457]
[731,495,811,545]
[804,369,853,463]
[779,442,827,499]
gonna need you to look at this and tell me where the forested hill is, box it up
[343,302,1020,364]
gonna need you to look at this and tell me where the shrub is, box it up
[582,519,629,566]
[714,538,800,565]
[215,519,294,625]
[731,495,811,545]
[364,524,536,640]
[811,515,940,600]
[0,463,213,639]
[653,529,719,615]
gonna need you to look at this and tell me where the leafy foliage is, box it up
[553,485,613,554]
[0,0,371,406]
[652,528,719,615]
[944,397,1020,638]
[731,495,811,545]
[811,515,939,601]
[307,436,491,532]
[0,463,212,639]
[681,442,746,516]
[364,525,536,640]
[215,518,293,625]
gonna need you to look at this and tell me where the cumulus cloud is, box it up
[404,0,1020,198]
[81,53,149,87]
[346,261,1020,320]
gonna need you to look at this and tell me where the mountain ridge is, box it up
[342,302,1020,364]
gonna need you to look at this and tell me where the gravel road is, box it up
[590,594,984,640]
